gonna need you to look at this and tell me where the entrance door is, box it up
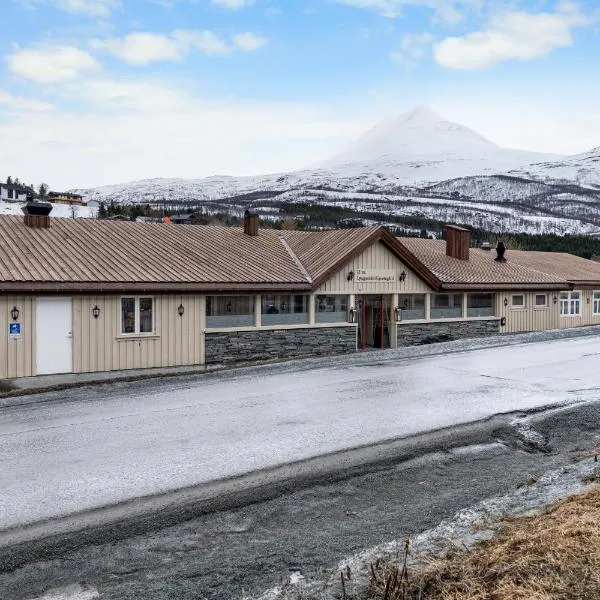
[36,297,73,375]
[357,295,392,350]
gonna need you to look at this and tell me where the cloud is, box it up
[232,32,268,51]
[7,46,101,83]
[390,32,435,69]
[91,30,265,64]
[334,0,480,23]
[434,2,590,69]
[0,90,54,112]
[210,0,254,8]
[19,0,119,18]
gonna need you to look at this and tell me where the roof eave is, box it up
[439,282,569,291]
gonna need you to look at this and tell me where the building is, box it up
[0,183,31,203]
[2,208,600,381]
[47,191,84,206]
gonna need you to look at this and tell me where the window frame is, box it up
[511,294,526,309]
[559,291,581,317]
[120,296,155,336]
[593,291,600,316]
[534,294,548,309]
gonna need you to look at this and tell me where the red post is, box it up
[380,295,384,349]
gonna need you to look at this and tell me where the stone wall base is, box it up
[397,319,500,347]
[205,327,357,365]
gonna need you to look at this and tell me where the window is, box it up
[316,295,348,323]
[594,291,600,316]
[262,295,309,326]
[511,295,526,309]
[121,297,154,335]
[431,294,462,319]
[467,294,493,317]
[206,296,254,328]
[7,188,13,199]
[535,294,548,308]
[560,291,581,316]
[397,294,426,320]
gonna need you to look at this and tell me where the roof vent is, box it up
[481,241,492,251]
[22,200,52,229]
[243,210,259,236]
[445,224,470,260]
[495,241,507,263]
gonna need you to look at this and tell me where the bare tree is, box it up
[70,204,79,219]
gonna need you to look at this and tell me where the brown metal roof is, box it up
[0,216,311,292]
[1,214,599,293]
[398,238,600,290]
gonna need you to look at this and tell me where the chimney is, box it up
[243,209,259,236]
[445,225,470,260]
[22,200,53,229]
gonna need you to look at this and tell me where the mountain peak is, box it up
[319,106,499,167]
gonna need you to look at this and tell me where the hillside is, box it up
[74,108,600,235]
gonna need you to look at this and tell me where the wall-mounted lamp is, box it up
[281,301,287,311]
[394,307,402,321]
[226,301,232,313]
[92,305,100,319]
[346,271,354,281]
[587,297,591,304]
[10,306,19,321]
[553,296,558,305]
[399,271,407,282]
[178,303,185,317]
[348,306,357,323]
[503,298,508,307]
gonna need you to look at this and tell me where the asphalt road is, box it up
[2,401,600,600]
[3,334,600,531]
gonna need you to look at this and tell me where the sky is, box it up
[1,0,599,189]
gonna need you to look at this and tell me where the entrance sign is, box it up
[9,323,21,338]
[355,269,395,283]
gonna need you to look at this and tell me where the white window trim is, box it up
[534,294,548,309]
[593,291,600,316]
[560,290,582,318]
[511,294,526,309]
[119,296,155,336]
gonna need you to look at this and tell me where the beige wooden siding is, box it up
[496,291,561,334]
[0,296,35,379]
[72,294,205,374]
[558,289,600,329]
[317,241,432,294]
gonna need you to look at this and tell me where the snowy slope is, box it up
[0,200,97,218]
[74,108,600,235]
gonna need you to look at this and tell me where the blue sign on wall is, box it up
[9,323,21,338]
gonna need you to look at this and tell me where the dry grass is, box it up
[368,485,600,600]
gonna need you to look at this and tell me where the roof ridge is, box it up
[278,234,313,284]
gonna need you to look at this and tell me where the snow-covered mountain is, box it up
[75,107,600,235]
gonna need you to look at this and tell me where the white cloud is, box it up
[91,30,265,64]
[210,0,253,8]
[0,90,53,112]
[232,32,268,51]
[7,46,101,83]
[90,33,185,65]
[19,0,119,18]
[434,2,590,69]
[390,32,435,69]
[334,0,481,23]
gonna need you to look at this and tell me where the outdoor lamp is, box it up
[347,271,354,281]
[10,306,19,321]
[554,296,558,304]
[226,301,232,313]
[178,303,185,317]
[394,307,401,321]
[92,305,100,319]
[504,298,508,307]
[399,271,407,282]
[348,306,357,323]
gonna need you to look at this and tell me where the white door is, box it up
[36,297,73,375]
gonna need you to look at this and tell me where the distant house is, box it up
[0,183,32,203]
[170,213,203,224]
[48,191,84,206]
[85,199,101,209]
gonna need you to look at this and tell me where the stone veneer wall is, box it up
[397,319,500,347]
[205,326,357,365]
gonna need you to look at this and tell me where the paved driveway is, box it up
[2,333,600,530]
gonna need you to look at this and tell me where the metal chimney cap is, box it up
[21,200,53,217]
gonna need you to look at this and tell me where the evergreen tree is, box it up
[38,183,49,198]
[6,176,12,185]
[98,202,107,218]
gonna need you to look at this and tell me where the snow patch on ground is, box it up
[26,584,99,600]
